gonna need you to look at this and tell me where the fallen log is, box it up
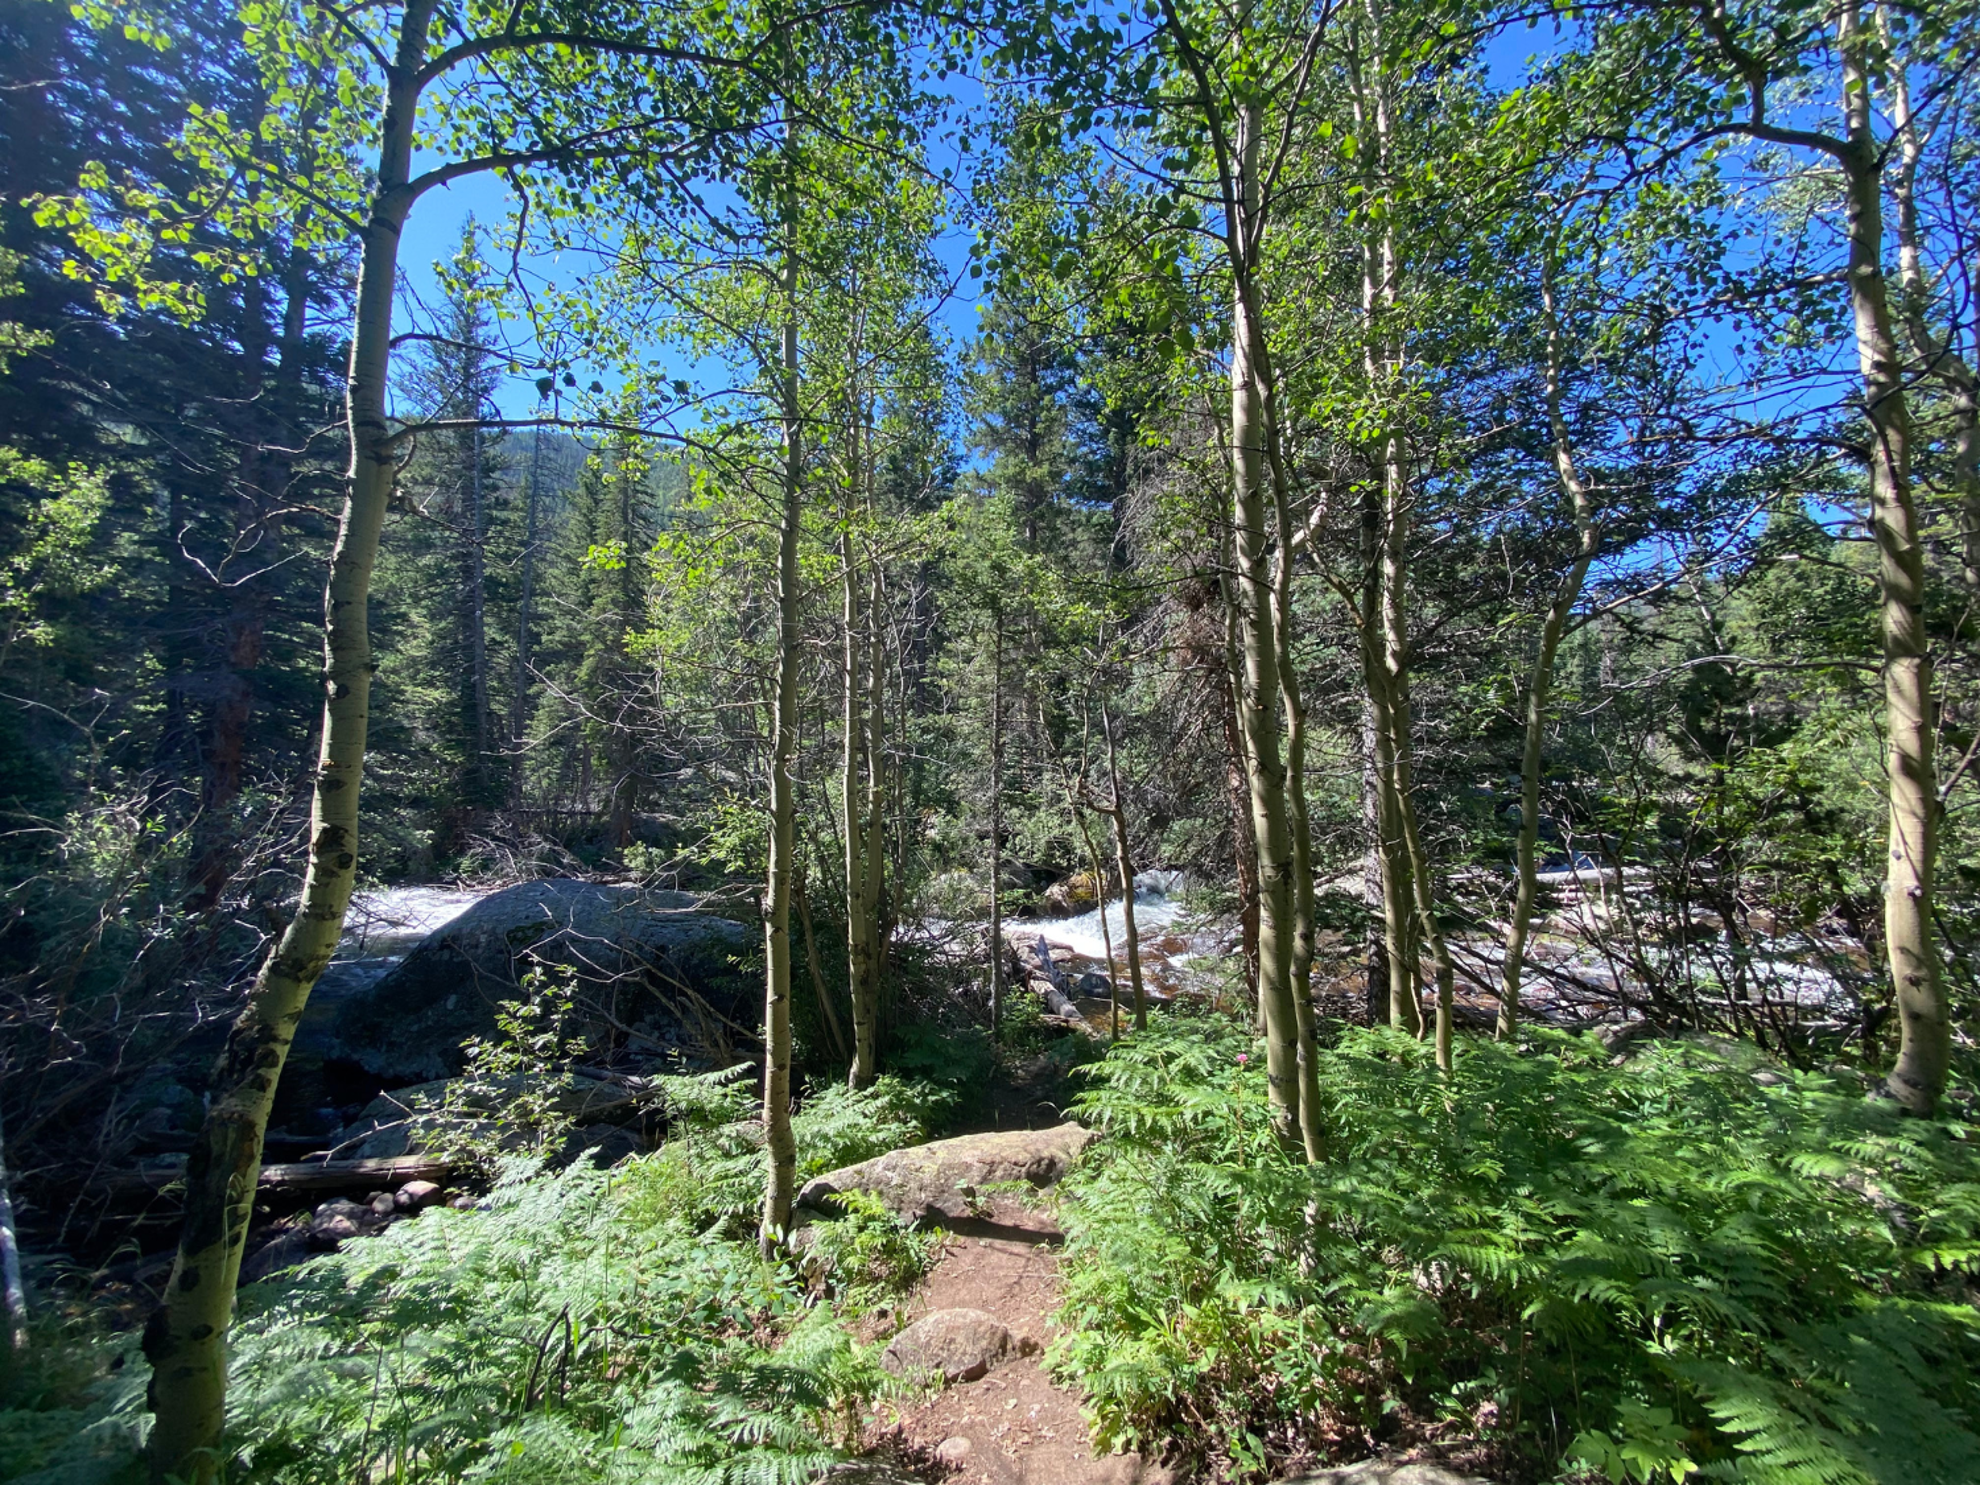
[103,1154,452,1199]
[1029,936,1084,1020]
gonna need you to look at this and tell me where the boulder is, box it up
[1043,872,1101,916]
[796,1123,1096,1222]
[880,1308,1013,1382]
[298,880,757,1083]
[1280,1463,1494,1485]
[394,1179,443,1211]
[241,1229,313,1283]
[332,1070,648,1158]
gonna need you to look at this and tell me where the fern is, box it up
[1053,1009,1980,1484]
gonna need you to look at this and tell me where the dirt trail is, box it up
[874,1195,1172,1485]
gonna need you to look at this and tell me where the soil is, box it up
[864,1194,1173,1485]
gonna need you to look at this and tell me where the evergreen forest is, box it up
[4,0,1980,1482]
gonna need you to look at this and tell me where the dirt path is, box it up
[870,1196,1172,1485]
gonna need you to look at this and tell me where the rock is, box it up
[332,1071,648,1159]
[1075,971,1113,995]
[1043,872,1101,916]
[880,1308,1013,1382]
[448,1194,477,1209]
[1280,1462,1493,1485]
[312,1213,360,1242]
[367,1191,395,1215]
[296,880,757,1083]
[796,1123,1097,1222]
[558,1122,645,1168]
[241,1228,314,1282]
[394,1179,443,1210]
[933,1436,973,1465]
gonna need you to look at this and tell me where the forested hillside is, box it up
[3,0,1979,1482]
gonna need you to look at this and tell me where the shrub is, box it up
[1054,1012,1980,1484]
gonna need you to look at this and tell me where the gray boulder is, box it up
[796,1123,1095,1222]
[1281,1463,1494,1485]
[332,1070,649,1158]
[880,1308,1014,1382]
[303,880,756,1082]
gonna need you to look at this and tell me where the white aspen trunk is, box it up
[1229,97,1302,1139]
[142,8,436,1477]
[1835,9,1944,1113]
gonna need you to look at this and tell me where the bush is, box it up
[1054,1012,1980,1484]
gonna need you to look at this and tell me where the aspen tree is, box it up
[113,4,787,1467]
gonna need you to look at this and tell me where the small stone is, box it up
[394,1179,443,1211]
[880,1308,1013,1383]
[312,1213,360,1241]
[933,1437,972,1465]
[368,1191,396,1215]
[448,1194,477,1209]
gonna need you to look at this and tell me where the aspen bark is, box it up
[1218,568,1263,995]
[1498,267,1599,1040]
[1264,394,1325,1153]
[1227,99,1302,1139]
[1833,12,1944,1114]
[761,180,802,1247]
[142,9,435,1478]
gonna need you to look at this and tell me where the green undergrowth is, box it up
[1054,1012,1980,1485]
[0,1071,946,1485]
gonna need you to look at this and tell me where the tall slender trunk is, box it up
[861,552,887,1047]
[1100,698,1145,1030]
[842,525,876,1087]
[1351,17,1420,1036]
[761,160,802,1246]
[1831,10,1943,1113]
[1499,266,1599,1040]
[1228,99,1301,1140]
[509,422,543,810]
[1359,694,1389,1025]
[1218,569,1263,994]
[988,615,1005,1039]
[1263,379,1325,1154]
[143,9,435,1478]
